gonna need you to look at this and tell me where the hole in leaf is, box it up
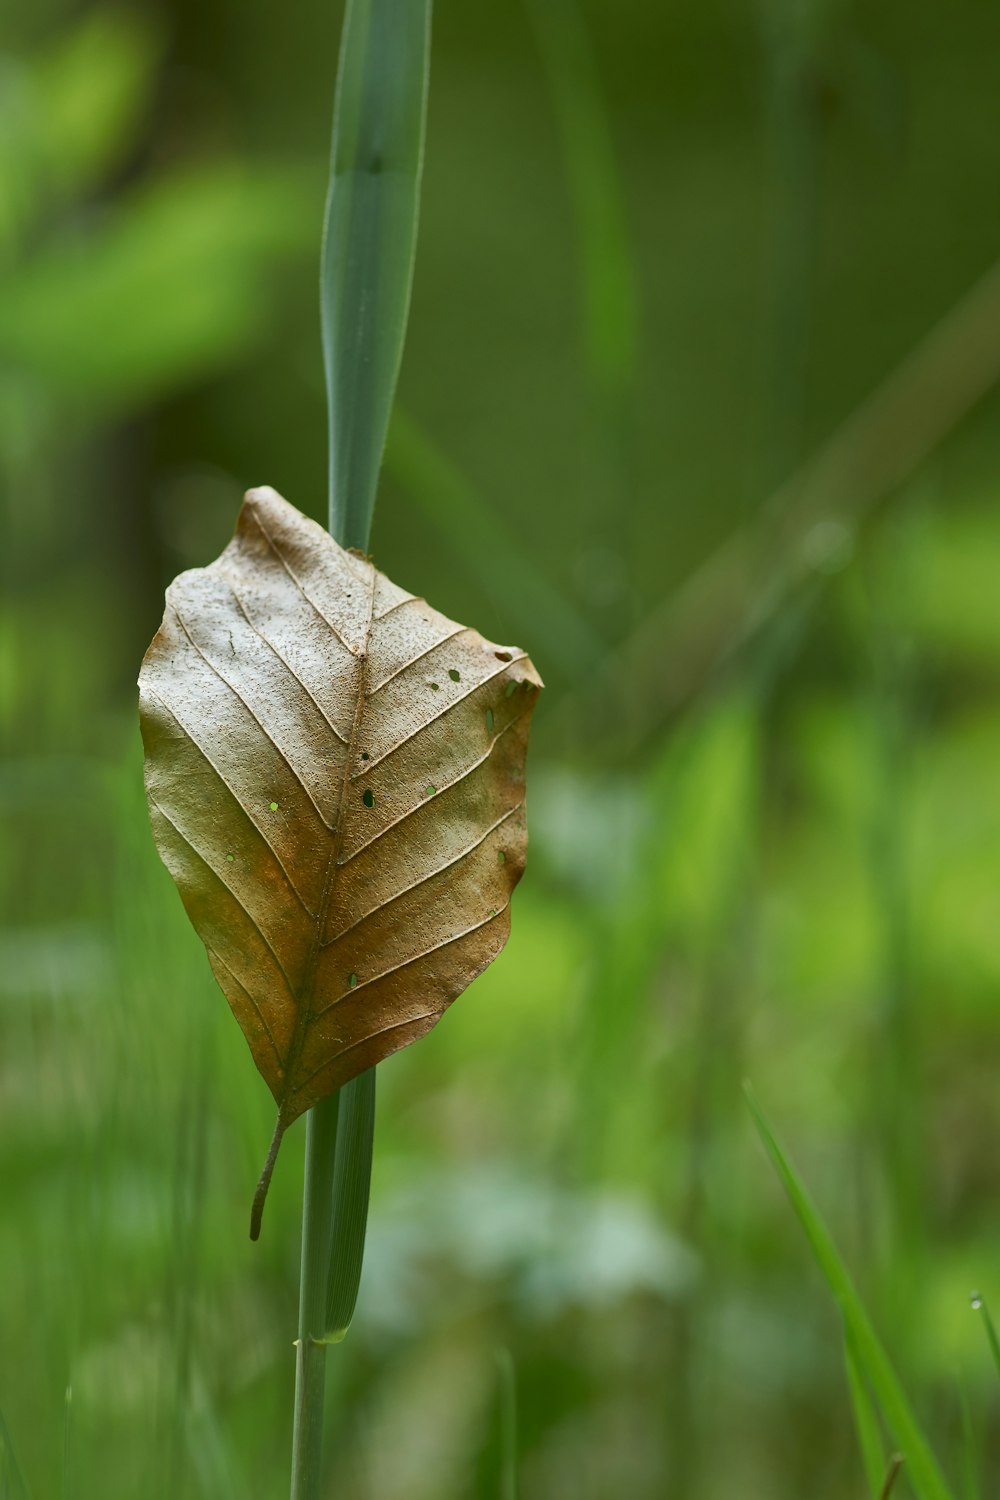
[348,973,358,988]
[429,681,440,691]
[361,751,370,761]
[485,708,494,732]
[425,785,436,797]
[498,850,506,863]
[505,681,517,698]
[495,650,512,662]
[226,853,235,862]
[362,788,375,808]
[448,668,460,682]
[269,801,278,812]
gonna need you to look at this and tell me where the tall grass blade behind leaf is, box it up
[845,1320,887,1498]
[324,1068,376,1341]
[524,0,637,403]
[322,0,432,550]
[745,1085,955,1500]
[294,3,432,1484]
[385,407,605,675]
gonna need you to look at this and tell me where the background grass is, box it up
[3,1,1000,1496]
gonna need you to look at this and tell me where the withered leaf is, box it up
[139,487,541,1232]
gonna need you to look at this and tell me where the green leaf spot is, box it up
[348,973,358,988]
[362,788,375,808]
[448,668,460,682]
[429,681,440,691]
[498,850,506,863]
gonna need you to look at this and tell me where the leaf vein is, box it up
[373,592,422,623]
[366,623,472,697]
[206,944,285,1072]
[314,900,510,1017]
[341,709,531,864]
[145,685,319,919]
[246,505,362,658]
[218,570,352,745]
[351,652,530,778]
[172,607,336,831]
[290,1011,441,1099]
[147,790,302,1003]
[323,802,523,945]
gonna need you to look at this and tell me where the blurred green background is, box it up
[4,1,1000,1495]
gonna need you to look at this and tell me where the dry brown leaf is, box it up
[139,486,541,1232]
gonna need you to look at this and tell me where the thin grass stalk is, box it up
[495,1348,519,1500]
[879,1455,905,1500]
[62,1386,71,1500]
[290,2,431,1495]
[291,1093,339,1500]
[0,1409,30,1500]
[957,1378,980,1500]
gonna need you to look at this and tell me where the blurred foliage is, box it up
[3,1,1000,1497]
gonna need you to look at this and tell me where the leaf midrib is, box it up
[277,560,376,1118]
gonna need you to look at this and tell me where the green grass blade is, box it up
[524,0,637,402]
[957,1377,980,1500]
[62,1385,71,1500]
[495,1348,519,1500]
[385,406,605,674]
[323,1067,376,1342]
[969,1292,1000,1381]
[311,0,431,1377]
[745,1085,955,1500]
[844,1320,887,1498]
[0,1407,31,1500]
[322,0,432,550]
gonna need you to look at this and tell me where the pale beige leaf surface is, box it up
[139,485,541,1180]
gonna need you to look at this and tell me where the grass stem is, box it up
[288,2,431,1493]
[290,1093,339,1500]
